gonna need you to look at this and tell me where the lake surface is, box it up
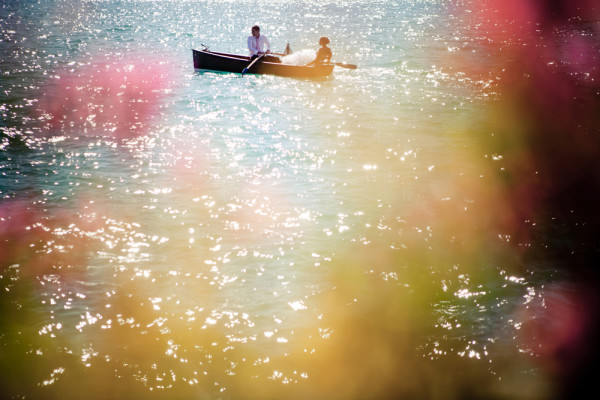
[2,1,599,399]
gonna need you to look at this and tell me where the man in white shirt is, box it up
[247,25,280,62]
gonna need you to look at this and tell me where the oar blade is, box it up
[241,54,264,76]
[334,62,357,69]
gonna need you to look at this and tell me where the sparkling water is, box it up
[2,1,599,398]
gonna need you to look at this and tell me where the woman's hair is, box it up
[319,36,330,45]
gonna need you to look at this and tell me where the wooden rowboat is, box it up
[192,49,334,78]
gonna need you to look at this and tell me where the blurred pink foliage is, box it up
[0,200,48,271]
[38,55,172,139]
[464,1,600,396]
[517,283,600,385]
[464,0,600,230]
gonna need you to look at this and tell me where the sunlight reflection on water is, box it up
[2,0,600,399]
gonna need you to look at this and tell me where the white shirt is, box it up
[247,34,270,56]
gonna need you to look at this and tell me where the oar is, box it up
[272,52,357,69]
[332,62,357,69]
[242,54,265,76]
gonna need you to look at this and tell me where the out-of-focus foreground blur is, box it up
[1,1,599,399]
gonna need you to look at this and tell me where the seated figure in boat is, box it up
[306,37,332,66]
[247,25,281,63]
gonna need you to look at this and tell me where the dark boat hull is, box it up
[192,49,334,78]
